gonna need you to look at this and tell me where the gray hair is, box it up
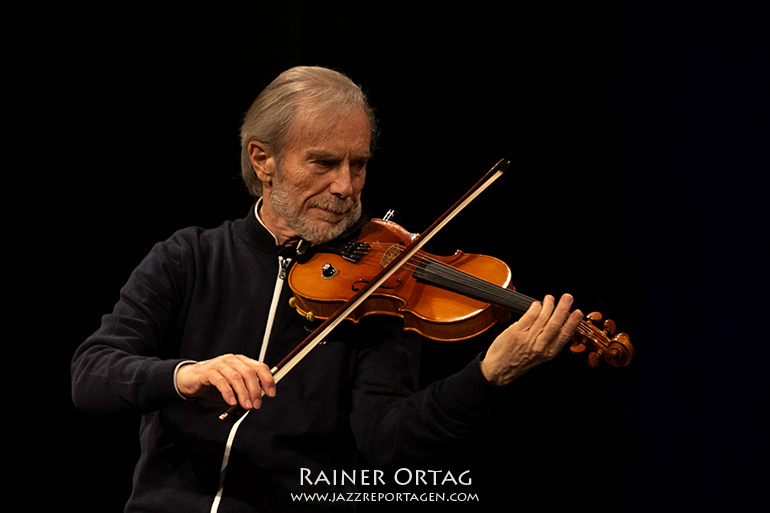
[239,66,378,197]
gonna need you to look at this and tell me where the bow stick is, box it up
[219,159,509,420]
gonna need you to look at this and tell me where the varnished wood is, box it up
[288,219,515,341]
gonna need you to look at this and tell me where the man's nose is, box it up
[329,164,355,199]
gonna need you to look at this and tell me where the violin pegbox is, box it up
[569,311,634,368]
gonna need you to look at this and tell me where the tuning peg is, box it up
[570,341,587,354]
[587,351,602,368]
[603,319,617,336]
[586,312,603,324]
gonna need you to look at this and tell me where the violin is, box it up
[287,217,635,368]
[219,159,633,421]
[289,217,515,342]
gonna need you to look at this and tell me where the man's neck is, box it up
[254,198,301,247]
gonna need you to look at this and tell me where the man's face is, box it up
[268,107,371,244]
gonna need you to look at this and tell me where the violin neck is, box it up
[412,259,536,314]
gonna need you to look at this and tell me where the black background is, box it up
[10,1,768,511]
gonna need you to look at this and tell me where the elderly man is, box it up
[71,66,582,512]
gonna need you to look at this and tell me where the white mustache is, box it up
[307,196,356,214]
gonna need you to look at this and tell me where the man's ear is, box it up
[248,140,275,185]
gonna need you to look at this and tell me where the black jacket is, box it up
[71,205,499,512]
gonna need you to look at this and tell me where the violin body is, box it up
[288,217,634,367]
[288,219,515,341]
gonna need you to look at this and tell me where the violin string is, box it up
[351,243,600,354]
[405,253,595,337]
[360,243,537,311]
[363,243,512,293]
[358,243,594,334]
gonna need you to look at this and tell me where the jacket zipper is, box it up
[211,254,292,513]
[258,255,291,363]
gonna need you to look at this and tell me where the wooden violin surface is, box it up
[288,218,515,341]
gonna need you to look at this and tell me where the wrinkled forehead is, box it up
[285,104,372,154]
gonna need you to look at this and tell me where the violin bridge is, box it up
[380,244,404,269]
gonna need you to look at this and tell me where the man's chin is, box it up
[303,212,360,244]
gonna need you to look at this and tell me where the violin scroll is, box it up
[569,311,634,368]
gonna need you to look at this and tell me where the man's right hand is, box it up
[176,354,276,410]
